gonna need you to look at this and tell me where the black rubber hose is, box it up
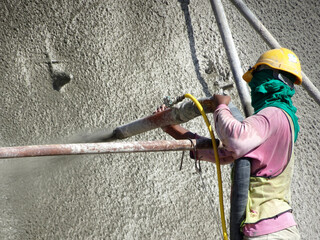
[228,103,251,240]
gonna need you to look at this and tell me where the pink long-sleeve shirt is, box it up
[196,104,297,237]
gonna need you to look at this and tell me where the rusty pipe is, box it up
[0,139,214,159]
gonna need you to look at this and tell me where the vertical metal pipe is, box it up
[230,0,320,106]
[231,0,281,49]
[208,1,253,239]
[208,3,253,238]
[209,0,253,117]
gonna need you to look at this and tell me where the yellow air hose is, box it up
[184,93,228,240]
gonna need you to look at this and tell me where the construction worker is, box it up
[155,48,301,239]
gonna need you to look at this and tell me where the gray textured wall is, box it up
[1,0,319,239]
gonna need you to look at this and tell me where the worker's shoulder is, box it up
[255,107,288,124]
[257,106,284,116]
[257,107,288,127]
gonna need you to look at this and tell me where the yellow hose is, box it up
[184,93,228,240]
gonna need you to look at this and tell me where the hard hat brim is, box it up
[242,62,302,85]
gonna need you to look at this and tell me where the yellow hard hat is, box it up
[242,48,302,85]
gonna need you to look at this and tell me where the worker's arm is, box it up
[154,104,196,139]
[154,95,234,164]
[214,105,276,159]
[161,124,196,140]
[161,123,234,164]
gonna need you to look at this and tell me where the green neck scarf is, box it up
[249,69,299,142]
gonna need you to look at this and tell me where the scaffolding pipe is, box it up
[209,0,253,117]
[0,139,215,159]
[209,1,252,239]
[230,0,320,106]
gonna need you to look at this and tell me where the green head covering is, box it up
[249,69,299,142]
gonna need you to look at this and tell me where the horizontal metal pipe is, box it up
[0,139,214,159]
[230,0,320,106]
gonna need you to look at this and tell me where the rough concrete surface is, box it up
[0,0,319,239]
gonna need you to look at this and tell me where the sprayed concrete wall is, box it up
[0,0,319,239]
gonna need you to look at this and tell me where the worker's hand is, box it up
[153,104,167,114]
[212,94,231,111]
[153,104,172,132]
[153,104,188,136]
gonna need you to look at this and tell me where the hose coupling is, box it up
[163,95,185,107]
